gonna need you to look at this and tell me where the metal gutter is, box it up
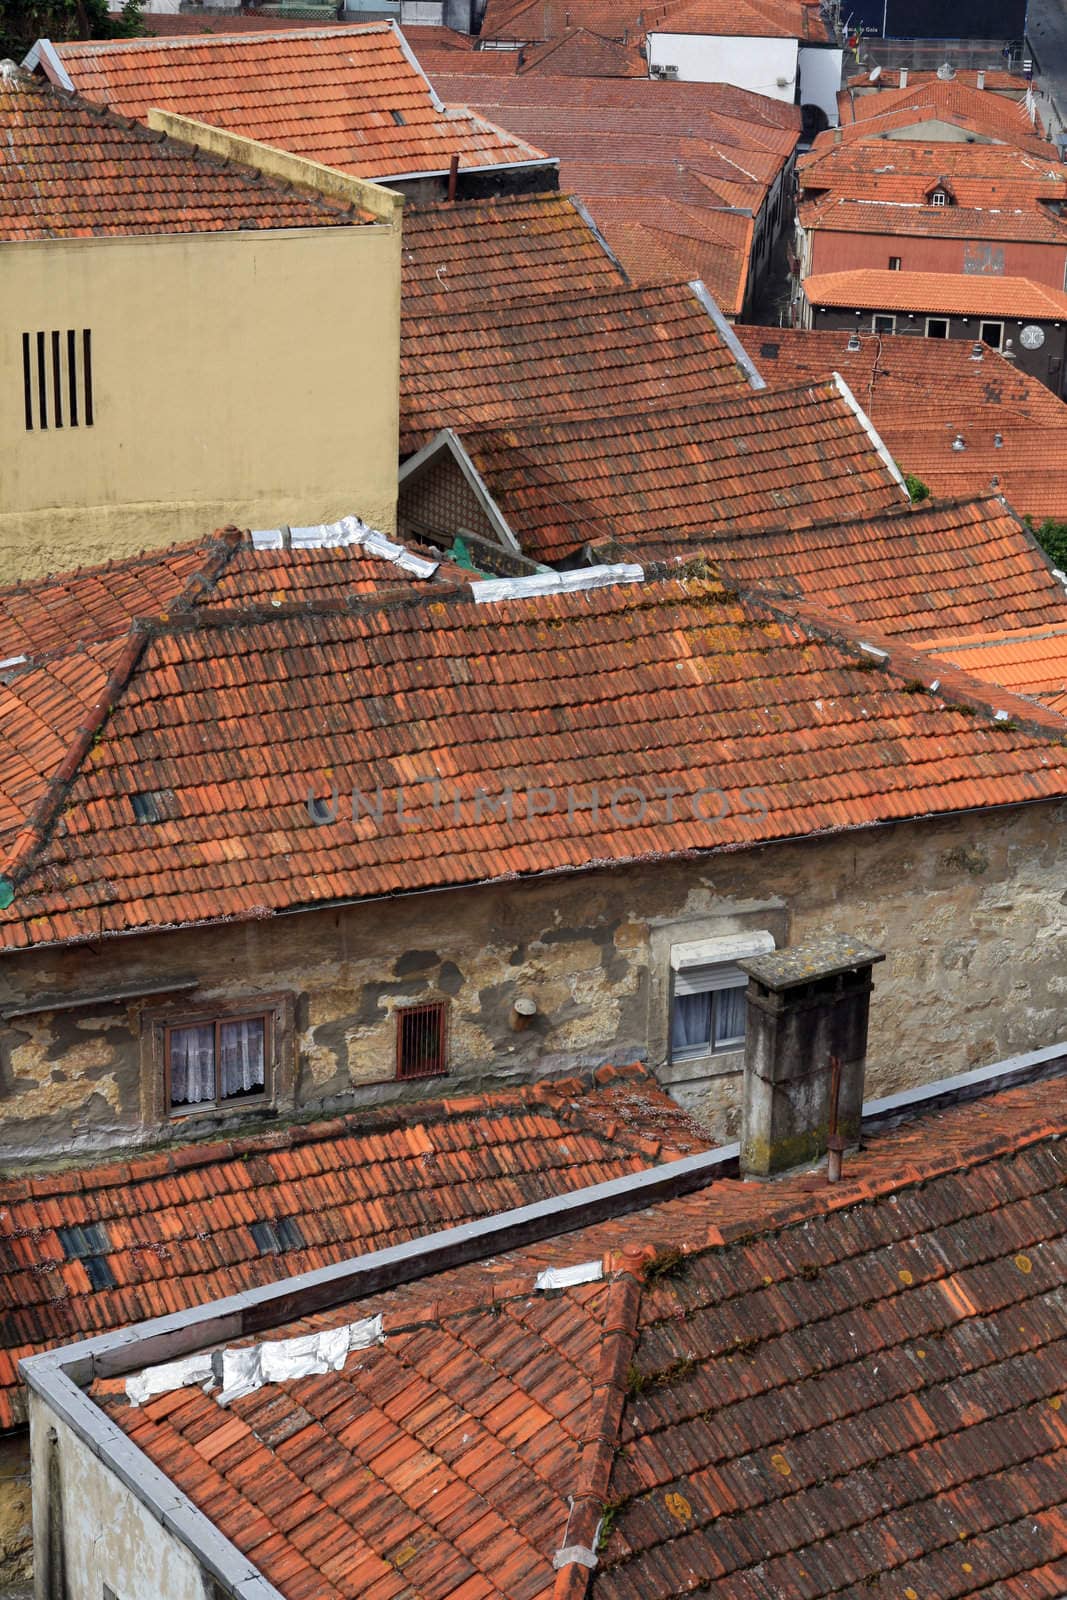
[688,280,767,389]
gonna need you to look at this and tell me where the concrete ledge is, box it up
[146,110,404,223]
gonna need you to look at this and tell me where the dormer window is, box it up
[929,189,948,206]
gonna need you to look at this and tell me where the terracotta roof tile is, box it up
[459,377,907,560]
[517,29,648,75]
[0,526,465,847]
[50,23,548,181]
[424,70,798,313]
[480,0,825,44]
[93,1072,1067,1600]
[3,562,1067,951]
[400,191,626,317]
[800,195,1067,243]
[0,71,359,240]
[802,269,1067,319]
[0,1067,709,1431]
[739,326,1067,523]
[400,280,753,453]
[920,620,1067,711]
[700,496,1067,642]
[835,76,1045,137]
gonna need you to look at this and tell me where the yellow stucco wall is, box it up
[0,220,402,580]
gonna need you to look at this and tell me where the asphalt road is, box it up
[1027,0,1067,125]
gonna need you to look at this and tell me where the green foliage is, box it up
[1028,517,1067,570]
[903,473,931,504]
[1,0,142,63]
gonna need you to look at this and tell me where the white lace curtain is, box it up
[170,1019,265,1107]
[170,1024,215,1106]
[219,1019,265,1098]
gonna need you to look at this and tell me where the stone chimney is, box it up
[737,934,885,1178]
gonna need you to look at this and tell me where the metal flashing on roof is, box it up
[251,518,439,577]
[534,1260,603,1291]
[470,564,644,604]
[831,371,910,496]
[21,38,75,92]
[689,279,767,390]
[218,1315,384,1406]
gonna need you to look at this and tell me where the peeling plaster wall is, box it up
[27,1396,210,1600]
[0,1433,31,1598]
[0,801,1064,1163]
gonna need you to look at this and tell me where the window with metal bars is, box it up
[396,1000,449,1081]
[21,328,94,431]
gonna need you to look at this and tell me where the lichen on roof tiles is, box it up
[0,72,363,239]
[0,1065,708,1430]
[90,1072,1067,1600]
[50,22,549,180]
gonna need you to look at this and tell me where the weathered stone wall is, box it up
[0,1434,30,1599]
[0,800,1064,1163]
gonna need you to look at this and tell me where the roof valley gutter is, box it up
[18,1044,1065,1596]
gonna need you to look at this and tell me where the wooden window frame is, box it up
[395,1000,449,1082]
[142,991,294,1127]
[165,1010,273,1117]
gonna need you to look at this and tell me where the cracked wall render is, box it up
[0,801,1063,1163]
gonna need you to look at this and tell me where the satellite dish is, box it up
[869,65,882,81]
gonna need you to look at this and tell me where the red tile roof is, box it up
[799,194,1067,245]
[802,269,1067,319]
[48,23,549,181]
[457,376,907,560]
[400,280,754,454]
[575,201,755,314]
[518,28,648,75]
[93,1070,1067,1600]
[920,620,1067,713]
[0,71,361,240]
[0,539,226,663]
[0,1064,709,1429]
[0,526,465,849]
[835,75,1044,136]
[399,191,627,318]
[425,70,796,313]
[4,562,1067,952]
[480,0,825,43]
[741,325,1067,523]
[703,496,1067,643]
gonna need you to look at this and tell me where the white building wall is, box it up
[647,32,799,100]
[29,1395,211,1600]
[798,46,844,124]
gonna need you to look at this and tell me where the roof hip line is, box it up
[553,1268,643,1599]
[1,628,150,891]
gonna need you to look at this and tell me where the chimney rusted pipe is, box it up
[447,153,459,203]
[826,1053,844,1184]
